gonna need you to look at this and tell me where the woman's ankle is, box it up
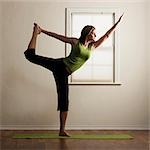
[32,31,38,37]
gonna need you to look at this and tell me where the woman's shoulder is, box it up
[71,38,79,46]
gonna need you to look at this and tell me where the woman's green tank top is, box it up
[63,42,92,74]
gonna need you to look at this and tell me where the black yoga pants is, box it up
[24,49,70,111]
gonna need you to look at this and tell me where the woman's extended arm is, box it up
[41,29,77,44]
[93,14,123,48]
[34,23,78,45]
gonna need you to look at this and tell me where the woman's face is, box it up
[87,29,96,42]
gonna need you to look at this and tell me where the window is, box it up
[65,8,121,85]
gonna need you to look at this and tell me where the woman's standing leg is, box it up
[59,111,69,136]
[53,68,70,136]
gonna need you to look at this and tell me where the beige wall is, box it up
[1,1,149,130]
[148,1,150,129]
[0,3,2,126]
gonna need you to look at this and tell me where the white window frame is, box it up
[65,7,121,85]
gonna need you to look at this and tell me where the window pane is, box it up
[93,66,113,81]
[72,65,92,80]
[72,65,113,82]
[92,14,113,31]
[92,49,113,65]
[72,13,91,33]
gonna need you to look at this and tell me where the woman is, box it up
[24,14,123,136]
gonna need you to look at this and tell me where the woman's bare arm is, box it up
[93,14,123,49]
[41,28,78,45]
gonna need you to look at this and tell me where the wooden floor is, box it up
[0,130,149,150]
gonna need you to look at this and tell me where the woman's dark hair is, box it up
[79,25,95,45]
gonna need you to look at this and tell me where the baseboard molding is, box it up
[0,125,149,130]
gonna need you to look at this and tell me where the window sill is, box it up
[69,82,122,86]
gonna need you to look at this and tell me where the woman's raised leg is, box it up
[24,24,55,71]
[28,23,41,49]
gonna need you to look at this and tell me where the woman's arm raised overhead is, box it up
[93,14,123,49]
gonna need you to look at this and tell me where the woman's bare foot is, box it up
[33,23,41,35]
[59,131,70,137]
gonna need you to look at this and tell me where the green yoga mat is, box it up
[13,133,133,140]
